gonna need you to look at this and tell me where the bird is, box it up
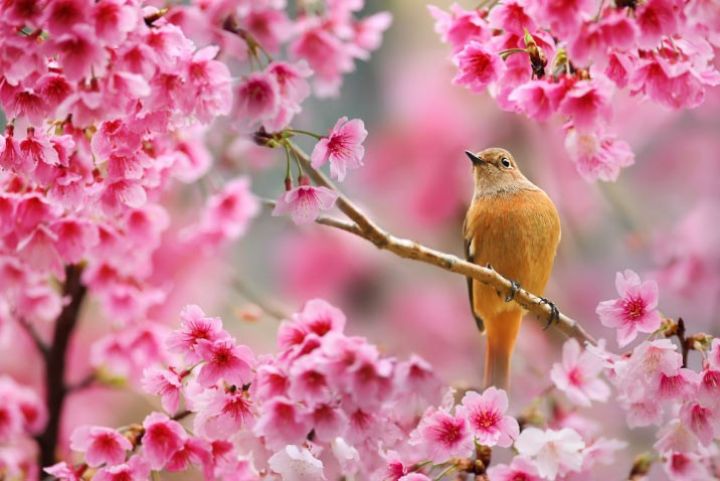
[463,147,561,389]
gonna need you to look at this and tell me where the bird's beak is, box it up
[465,150,484,165]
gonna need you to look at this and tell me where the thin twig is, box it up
[283,141,596,345]
[66,372,97,394]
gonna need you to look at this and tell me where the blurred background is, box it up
[2,1,719,479]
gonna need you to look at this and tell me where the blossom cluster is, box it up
[430,1,720,182]
[547,269,720,480]
[44,300,641,481]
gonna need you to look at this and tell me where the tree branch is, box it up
[283,141,596,345]
[36,264,88,469]
[232,275,292,321]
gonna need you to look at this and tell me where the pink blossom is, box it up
[19,127,59,168]
[452,41,506,93]
[654,420,700,454]
[253,397,311,447]
[311,404,348,442]
[427,4,489,53]
[680,401,720,446]
[197,177,260,241]
[233,72,280,128]
[311,117,367,181]
[272,181,338,225]
[44,462,85,481]
[192,388,253,439]
[50,25,108,82]
[636,0,678,48]
[663,452,711,481]
[70,426,132,467]
[508,80,565,121]
[515,427,585,480]
[166,305,227,363]
[141,367,183,414]
[93,456,150,481]
[596,270,663,347]
[550,339,610,406]
[655,368,699,401]
[410,409,473,463]
[268,445,326,481]
[166,437,212,478]
[456,388,519,447]
[92,0,138,46]
[398,475,431,481]
[487,2,536,36]
[487,456,542,481]
[290,24,353,97]
[141,413,187,469]
[558,79,612,131]
[196,338,255,387]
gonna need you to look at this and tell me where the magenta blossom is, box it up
[410,409,473,463]
[272,180,338,225]
[141,413,186,470]
[486,456,542,481]
[550,339,610,406]
[311,117,367,181]
[452,40,506,93]
[456,388,519,447]
[596,270,663,347]
[195,338,256,388]
[69,426,132,467]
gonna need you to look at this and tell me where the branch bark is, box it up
[36,264,88,469]
[284,141,596,345]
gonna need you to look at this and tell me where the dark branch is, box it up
[36,264,88,469]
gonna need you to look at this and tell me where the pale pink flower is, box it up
[486,456,542,481]
[310,403,347,442]
[399,475,431,481]
[19,127,59,168]
[698,368,720,405]
[198,177,260,241]
[70,426,132,467]
[515,427,585,480]
[507,80,565,121]
[167,305,227,363]
[233,72,280,128]
[288,356,331,404]
[141,413,187,469]
[487,1,536,36]
[708,339,720,370]
[456,388,519,447]
[654,420,700,454]
[663,452,711,481]
[141,367,183,414]
[253,397,311,447]
[44,462,84,481]
[50,25,108,82]
[166,437,212,478]
[295,298,347,337]
[193,388,253,439]
[680,401,720,446]
[427,3,490,53]
[452,41,506,93]
[268,445,326,481]
[93,456,150,481]
[596,270,663,347]
[550,339,610,406]
[636,0,678,48]
[410,409,473,463]
[290,24,353,97]
[311,117,367,181]
[558,79,612,131]
[655,368,699,401]
[92,0,138,46]
[196,338,255,387]
[352,11,393,56]
[272,182,338,225]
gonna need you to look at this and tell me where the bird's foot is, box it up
[505,280,521,302]
[539,297,560,330]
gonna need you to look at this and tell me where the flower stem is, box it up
[286,128,323,140]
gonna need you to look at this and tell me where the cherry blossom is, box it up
[69,426,132,467]
[596,270,663,347]
[456,387,519,447]
[550,339,610,406]
[515,427,585,480]
[311,117,367,181]
[272,179,339,225]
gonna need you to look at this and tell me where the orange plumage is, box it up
[463,148,561,389]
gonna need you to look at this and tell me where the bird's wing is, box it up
[463,219,485,333]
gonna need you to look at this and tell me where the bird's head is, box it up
[465,147,530,194]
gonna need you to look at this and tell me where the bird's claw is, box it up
[539,297,560,330]
[505,280,521,302]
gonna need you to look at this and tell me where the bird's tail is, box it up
[483,309,523,390]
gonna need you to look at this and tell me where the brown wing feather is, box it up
[463,220,485,333]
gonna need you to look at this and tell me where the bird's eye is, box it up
[500,157,512,169]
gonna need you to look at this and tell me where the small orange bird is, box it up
[463,147,561,389]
